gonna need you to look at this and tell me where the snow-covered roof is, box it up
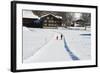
[55,16,62,19]
[73,19,84,22]
[23,10,39,19]
[41,13,62,19]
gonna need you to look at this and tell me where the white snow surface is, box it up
[23,10,39,19]
[23,27,55,60]
[55,29,91,60]
[24,34,71,63]
[23,27,91,63]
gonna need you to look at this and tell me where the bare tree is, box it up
[81,13,91,30]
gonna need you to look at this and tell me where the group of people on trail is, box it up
[56,34,63,40]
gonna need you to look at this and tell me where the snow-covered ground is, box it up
[67,26,91,31]
[23,27,55,60]
[54,28,91,60]
[23,26,91,63]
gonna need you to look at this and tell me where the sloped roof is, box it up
[40,13,62,19]
[23,10,39,19]
[75,19,85,22]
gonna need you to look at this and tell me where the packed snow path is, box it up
[53,31,79,60]
[24,33,74,63]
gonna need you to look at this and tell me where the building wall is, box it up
[23,15,62,28]
[42,15,62,27]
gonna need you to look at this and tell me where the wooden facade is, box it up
[41,14,62,27]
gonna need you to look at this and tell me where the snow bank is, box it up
[24,33,72,63]
[23,27,55,60]
[68,27,91,31]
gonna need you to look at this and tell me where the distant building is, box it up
[72,19,85,27]
[41,14,62,28]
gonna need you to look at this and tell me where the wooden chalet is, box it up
[41,14,62,28]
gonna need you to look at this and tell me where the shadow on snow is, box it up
[63,38,79,60]
[80,33,91,36]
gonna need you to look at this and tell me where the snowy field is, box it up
[23,26,91,63]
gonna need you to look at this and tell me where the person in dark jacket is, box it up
[56,36,58,40]
[61,34,63,40]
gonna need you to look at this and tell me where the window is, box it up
[44,20,47,22]
[47,17,49,19]
[51,17,53,19]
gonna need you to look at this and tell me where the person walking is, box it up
[61,34,63,40]
[56,36,58,40]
